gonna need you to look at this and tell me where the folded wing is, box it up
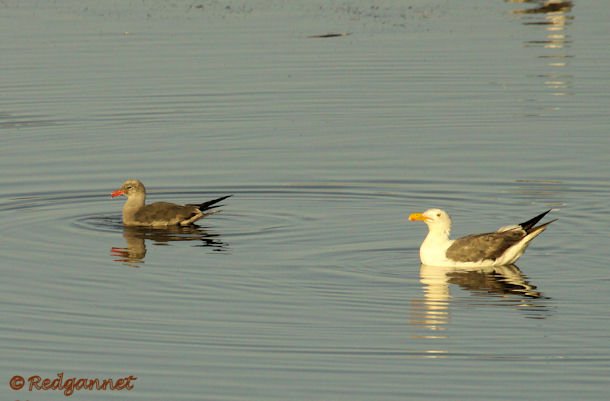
[446,230,525,262]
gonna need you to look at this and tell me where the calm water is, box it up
[2,0,609,400]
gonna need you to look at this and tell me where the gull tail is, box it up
[518,209,555,233]
[195,195,232,212]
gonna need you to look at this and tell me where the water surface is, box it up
[1,1,609,400]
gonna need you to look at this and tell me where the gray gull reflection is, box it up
[111,225,228,267]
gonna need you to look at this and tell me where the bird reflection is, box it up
[111,225,228,266]
[410,264,547,340]
[508,0,573,15]
[506,0,574,99]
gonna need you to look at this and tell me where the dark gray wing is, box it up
[446,230,526,262]
[136,202,199,225]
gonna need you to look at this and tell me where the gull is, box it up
[409,209,556,267]
[111,179,231,227]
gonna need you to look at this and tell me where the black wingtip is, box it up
[519,209,553,232]
[197,195,232,211]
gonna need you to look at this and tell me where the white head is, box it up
[409,208,452,235]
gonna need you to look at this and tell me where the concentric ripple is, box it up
[0,179,572,268]
[0,183,417,268]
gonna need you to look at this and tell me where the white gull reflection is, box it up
[410,264,547,344]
